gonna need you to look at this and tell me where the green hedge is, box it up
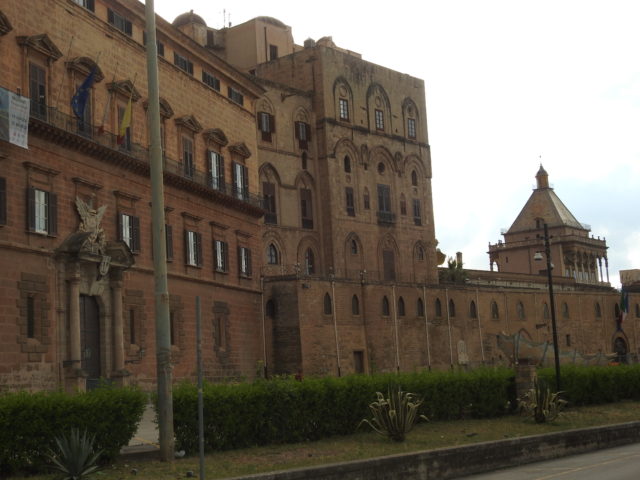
[172,367,514,453]
[0,386,147,475]
[539,365,640,405]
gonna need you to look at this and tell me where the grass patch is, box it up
[12,400,640,480]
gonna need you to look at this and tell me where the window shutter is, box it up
[195,232,203,267]
[223,242,228,271]
[0,178,6,225]
[86,0,95,11]
[125,19,133,35]
[269,114,275,133]
[232,162,238,192]
[294,121,300,139]
[107,8,114,24]
[165,224,173,261]
[305,122,311,141]
[237,246,242,275]
[218,156,225,187]
[242,165,249,198]
[131,215,140,252]
[47,192,57,235]
[246,249,252,276]
[27,187,36,231]
[118,213,124,242]
[184,230,190,265]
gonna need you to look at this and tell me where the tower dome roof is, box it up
[172,10,206,28]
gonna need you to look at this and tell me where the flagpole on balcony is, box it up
[144,0,174,462]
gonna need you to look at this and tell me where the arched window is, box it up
[323,292,332,315]
[435,298,442,317]
[400,194,407,216]
[398,297,405,316]
[543,302,550,319]
[491,300,499,319]
[265,299,276,318]
[382,296,390,316]
[416,245,425,261]
[363,188,370,210]
[344,155,351,173]
[448,299,456,317]
[411,170,418,186]
[350,239,358,254]
[352,294,359,315]
[267,244,278,265]
[469,300,477,318]
[301,151,308,170]
[562,302,570,318]
[305,248,315,274]
[417,298,424,317]
[516,301,525,320]
[595,302,602,318]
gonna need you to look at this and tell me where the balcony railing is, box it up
[377,210,396,225]
[29,104,264,209]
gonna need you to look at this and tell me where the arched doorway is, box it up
[613,337,628,364]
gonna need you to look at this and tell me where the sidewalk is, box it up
[121,403,159,456]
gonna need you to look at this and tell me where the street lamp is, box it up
[535,223,561,392]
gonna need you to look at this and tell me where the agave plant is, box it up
[518,377,567,423]
[47,428,103,480]
[360,388,428,442]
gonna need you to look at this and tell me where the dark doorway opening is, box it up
[80,295,101,390]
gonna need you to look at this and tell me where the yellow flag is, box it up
[117,97,132,145]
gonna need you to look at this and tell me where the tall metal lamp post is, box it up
[534,223,561,392]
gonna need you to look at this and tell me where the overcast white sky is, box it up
[153,0,640,288]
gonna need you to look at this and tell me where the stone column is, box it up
[112,275,124,373]
[69,276,81,369]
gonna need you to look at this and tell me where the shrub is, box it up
[360,388,427,441]
[172,367,513,453]
[518,377,567,423]
[0,386,146,475]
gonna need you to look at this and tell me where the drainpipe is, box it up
[330,276,341,376]
[423,284,431,370]
[445,288,453,368]
[476,288,485,364]
[392,284,400,373]
[260,276,267,378]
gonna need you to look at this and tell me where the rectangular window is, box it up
[202,70,220,91]
[27,296,35,339]
[375,109,384,131]
[353,351,365,374]
[377,184,391,213]
[129,309,136,344]
[165,224,173,261]
[107,8,133,36]
[214,239,228,273]
[228,86,244,106]
[407,118,416,139]
[117,104,132,150]
[413,198,422,226]
[185,230,202,267]
[238,246,252,277]
[29,63,47,120]
[345,187,355,216]
[383,249,396,281]
[263,182,277,224]
[119,213,140,252]
[207,151,225,190]
[233,162,248,200]
[73,0,95,12]
[182,136,194,178]
[338,98,349,121]
[295,121,311,150]
[169,311,175,346]
[0,177,6,226]
[27,187,57,236]
[269,44,278,61]
[173,52,194,75]
[258,112,275,142]
[300,188,313,229]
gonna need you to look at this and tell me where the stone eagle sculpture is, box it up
[75,196,107,254]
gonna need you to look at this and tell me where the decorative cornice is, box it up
[235,229,252,238]
[22,161,61,176]
[181,212,203,222]
[0,10,13,36]
[202,128,229,147]
[65,57,105,83]
[113,190,141,202]
[16,34,62,60]
[174,115,203,133]
[229,142,251,158]
[143,97,174,119]
[107,80,141,102]
[72,177,103,190]
[209,221,229,230]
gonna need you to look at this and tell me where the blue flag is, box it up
[71,67,96,119]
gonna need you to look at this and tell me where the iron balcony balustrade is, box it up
[377,210,396,225]
[28,103,265,211]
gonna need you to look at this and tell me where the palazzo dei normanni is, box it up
[0,0,637,391]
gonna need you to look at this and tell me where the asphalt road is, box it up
[457,443,640,480]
